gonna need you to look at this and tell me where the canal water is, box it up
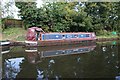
[1,41,120,79]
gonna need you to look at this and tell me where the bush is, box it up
[96,30,113,36]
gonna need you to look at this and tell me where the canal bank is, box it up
[8,37,120,46]
[96,37,120,42]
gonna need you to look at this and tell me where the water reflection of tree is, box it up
[35,42,119,78]
[117,43,120,76]
[96,42,119,77]
[3,59,21,78]
[16,59,37,78]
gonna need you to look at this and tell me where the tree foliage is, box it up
[85,2,120,32]
[15,2,120,33]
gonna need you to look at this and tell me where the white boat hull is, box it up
[0,41,10,46]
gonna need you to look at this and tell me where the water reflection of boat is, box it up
[25,47,38,52]
[1,46,10,54]
[41,45,96,58]
[25,42,96,64]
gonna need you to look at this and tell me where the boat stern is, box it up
[91,32,97,40]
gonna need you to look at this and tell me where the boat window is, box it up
[62,35,66,39]
[74,34,78,38]
[86,34,89,37]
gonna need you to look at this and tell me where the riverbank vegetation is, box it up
[15,2,120,32]
[1,2,120,41]
[2,28,26,41]
[2,27,119,41]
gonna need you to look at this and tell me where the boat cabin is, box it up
[26,27,96,41]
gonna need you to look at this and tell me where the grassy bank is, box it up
[2,28,26,41]
[97,35,119,39]
[96,30,119,39]
[1,27,120,41]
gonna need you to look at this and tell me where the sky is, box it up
[36,0,44,8]
[1,0,44,19]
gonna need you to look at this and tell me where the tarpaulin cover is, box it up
[26,27,42,41]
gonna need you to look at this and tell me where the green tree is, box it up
[85,2,119,33]
[16,2,37,29]
[16,2,119,33]
[69,2,93,32]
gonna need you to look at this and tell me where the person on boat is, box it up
[35,28,45,41]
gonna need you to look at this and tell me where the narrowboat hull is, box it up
[25,38,96,47]
[25,27,96,46]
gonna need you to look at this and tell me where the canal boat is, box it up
[0,40,10,46]
[25,27,96,46]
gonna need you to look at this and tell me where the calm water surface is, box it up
[1,41,120,79]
